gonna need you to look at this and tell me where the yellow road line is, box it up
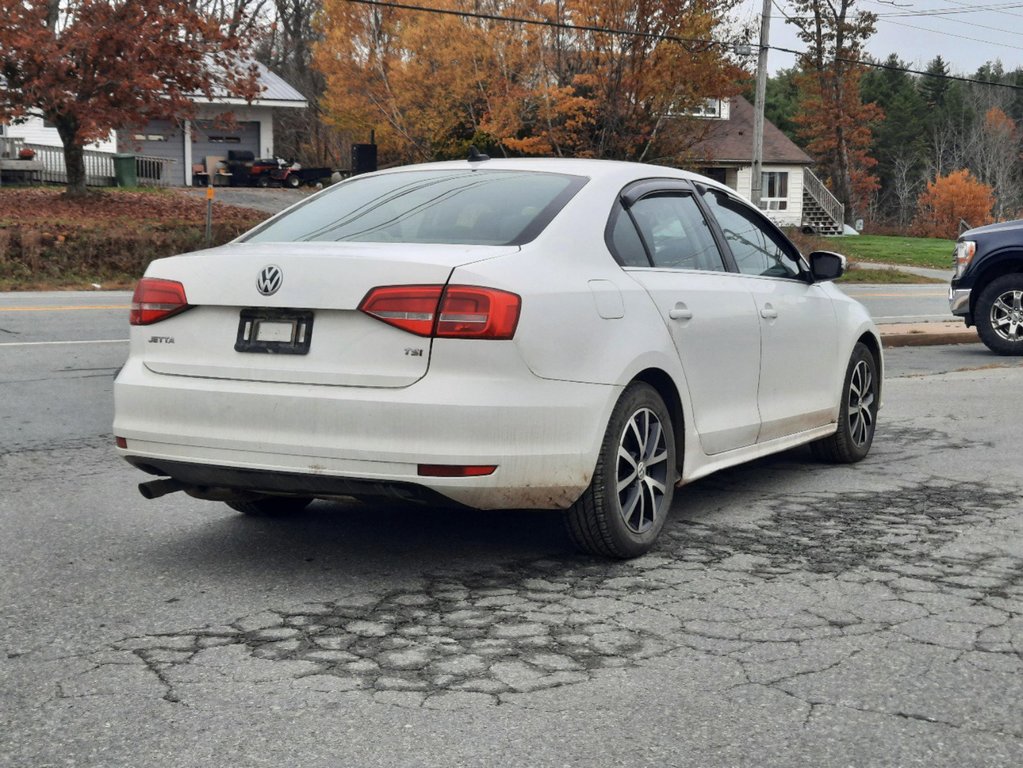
[0,304,129,312]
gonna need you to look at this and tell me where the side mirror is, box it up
[808,250,846,282]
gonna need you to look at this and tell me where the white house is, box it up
[687,96,844,235]
[1,62,306,187]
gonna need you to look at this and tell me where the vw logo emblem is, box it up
[256,265,283,296]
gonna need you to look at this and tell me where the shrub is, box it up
[912,169,994,239]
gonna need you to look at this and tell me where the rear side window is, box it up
[630,195,725,271]
[607,193,725,272]
[242,170,587,246]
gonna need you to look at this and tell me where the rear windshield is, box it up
[241,169,588,246]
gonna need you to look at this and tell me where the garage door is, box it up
[121,120,186,185]
[193,120,261,164]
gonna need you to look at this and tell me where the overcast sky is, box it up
[733,0,1023,77]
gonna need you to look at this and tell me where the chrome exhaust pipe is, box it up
[138,477,185,499]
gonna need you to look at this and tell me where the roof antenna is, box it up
[467,145,490,162]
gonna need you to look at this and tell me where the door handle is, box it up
[760,304,778,319]
[669,305,693,320]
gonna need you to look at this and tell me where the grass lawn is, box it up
[836,266,945,284]
[826,235,953,269]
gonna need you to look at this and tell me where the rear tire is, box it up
[566,383,676,559]
[228,496,313,517]
[975,274,1023,355]
[286,174,302,189]
[812,342,878,463]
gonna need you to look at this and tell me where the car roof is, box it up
[365,157,734,196]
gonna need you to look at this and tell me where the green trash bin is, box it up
[112,153,137,187]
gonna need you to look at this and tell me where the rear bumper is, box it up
[113,357,618,509]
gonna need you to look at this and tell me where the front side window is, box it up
[243,169,587,246]
[701,190,803,279]
[617,194,725,272]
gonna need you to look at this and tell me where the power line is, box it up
[869,1,1023,17]
[785,1,1023,43]
[876,17,1023,51]
[344,0,1023,91]
[344,0,722,52]
[865,0,1023,21]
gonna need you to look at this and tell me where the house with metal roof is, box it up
[0,62,307,187]
[687,95,844,235]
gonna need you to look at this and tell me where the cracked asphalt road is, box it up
[2,337,1022,767]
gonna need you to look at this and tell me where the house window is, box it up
[666,98,724,119]
[760,171,789,211]
[207,135,241,144]
[689,99,722,118]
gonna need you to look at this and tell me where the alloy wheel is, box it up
[847,359,876,447]
[615,408,670,534]
[990,289,1023,342]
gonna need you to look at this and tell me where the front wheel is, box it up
[286,173,302,189]
[975,274,1023,355]
[566,383,677,559]
[812,342,878,463]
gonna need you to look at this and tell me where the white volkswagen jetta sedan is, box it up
[114,157,881,558]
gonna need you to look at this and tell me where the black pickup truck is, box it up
[949,220,1023,354]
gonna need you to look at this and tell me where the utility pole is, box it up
[750,0,772,211]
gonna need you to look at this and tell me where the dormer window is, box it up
[667,98,730,120]
[691,99,723,118]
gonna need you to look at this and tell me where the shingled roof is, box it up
[691,95,811,165]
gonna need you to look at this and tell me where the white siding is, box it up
[735,164,804,228]
[3,115,116,152]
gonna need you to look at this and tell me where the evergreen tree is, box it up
[764,67,802,142]
[862,55,927,225]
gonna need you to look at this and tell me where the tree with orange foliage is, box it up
[788,0,883,225]
[912,170,994,240]
[0,1,260,196]
[315,0,745,166]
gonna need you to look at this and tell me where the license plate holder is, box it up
[235,309,314,354]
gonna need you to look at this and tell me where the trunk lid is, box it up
[138,242,515,387]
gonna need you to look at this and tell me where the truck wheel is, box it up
[566,383,676,559]
[975,274,1023,355]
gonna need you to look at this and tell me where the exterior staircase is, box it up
[802,168,845,235]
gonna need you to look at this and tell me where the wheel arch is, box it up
[630,367,686,473]
[857,330,883,402]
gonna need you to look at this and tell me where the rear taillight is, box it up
[130,278,190,325]
[359,285,521,340]
[436,286,521,340]
[357,285,444,336]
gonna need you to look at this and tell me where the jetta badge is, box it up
[256,265,283,296]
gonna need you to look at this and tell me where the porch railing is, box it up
[802,167,845,228]
[1,136,26,158]
[17,143,176,187]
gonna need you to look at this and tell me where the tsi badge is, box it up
[256,265,283,296]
